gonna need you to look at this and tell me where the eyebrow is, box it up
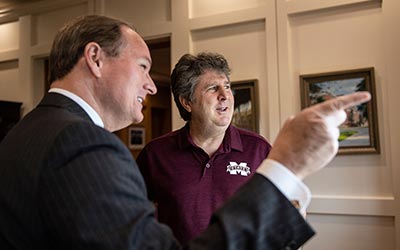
[139,57,152,67]
[206,80,230,86]
[144,57,152,66]
[146,57,152,66]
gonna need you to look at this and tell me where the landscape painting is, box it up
[300,68,379,154]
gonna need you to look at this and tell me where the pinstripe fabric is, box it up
[0,93,314,250]
[204,174,314,249]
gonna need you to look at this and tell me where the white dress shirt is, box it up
[257,159,311,213]
[49,88,104,128]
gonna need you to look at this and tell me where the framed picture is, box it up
[128,127,146,149]
[300,67,380,154]
[231,79,258,133]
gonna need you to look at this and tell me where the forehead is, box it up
[121,27,152,63]
[197,70,228,86]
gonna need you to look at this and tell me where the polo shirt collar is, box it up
[225,125,244,152]
[177,123,244,153]
[177,123,194,149]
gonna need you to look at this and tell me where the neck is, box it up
[189,121,227,157]
[51,77,120,132]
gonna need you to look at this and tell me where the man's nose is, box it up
[218,88,229,100]
[145,75,157,95]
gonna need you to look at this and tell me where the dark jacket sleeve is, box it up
[189,174,315,250]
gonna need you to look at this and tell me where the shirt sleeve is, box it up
[256,159,311,214]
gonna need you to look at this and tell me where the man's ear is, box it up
[84,42,103,78]
[179,96,192,113]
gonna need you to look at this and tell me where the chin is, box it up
[217,121,231,128]
[131,113,144,124]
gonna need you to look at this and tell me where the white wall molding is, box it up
[136,22,172,41]
[309,195,395,216]
[0,49,18,62]
[189,7,266,31]
[286,0,381,15]
[30,43,51,59]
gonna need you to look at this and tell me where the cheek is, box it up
[228,92,234,103]
[229,97,234,107]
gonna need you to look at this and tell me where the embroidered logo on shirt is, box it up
[226,162,251,176]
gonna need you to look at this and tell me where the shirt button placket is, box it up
[202,162,211,176]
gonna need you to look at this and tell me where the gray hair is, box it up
[170,52,231,121]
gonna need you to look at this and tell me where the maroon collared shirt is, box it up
[137,124,271,244]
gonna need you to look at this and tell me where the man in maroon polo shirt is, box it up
[137,52,271,244]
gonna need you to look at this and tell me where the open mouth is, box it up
[216,107,228,112]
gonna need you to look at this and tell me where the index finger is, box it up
[315,91,371,116]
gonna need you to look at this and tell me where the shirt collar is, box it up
[49,88,104,128]
[178,123,243,152]
[177,123,193,149]
[225,125,244,152]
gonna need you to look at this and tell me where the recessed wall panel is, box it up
[0,21,19,52]
[0,60,20,101]
[305,214,395,250]
[31,3,88,46]
[192,21,266,82]
[305,160,392,197]
[105,0,171,28]
[290,6,383,74]
[289,5,390,197]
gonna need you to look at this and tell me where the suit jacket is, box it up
[0,93,314,250]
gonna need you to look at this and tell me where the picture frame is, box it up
[300,67,380,155]
[128,127,146,149]
[231,79,259,133]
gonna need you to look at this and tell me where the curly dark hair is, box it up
[170,52,231,121]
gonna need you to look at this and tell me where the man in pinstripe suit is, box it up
[0,15,371,249]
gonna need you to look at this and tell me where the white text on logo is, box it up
[226,162,251,176]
